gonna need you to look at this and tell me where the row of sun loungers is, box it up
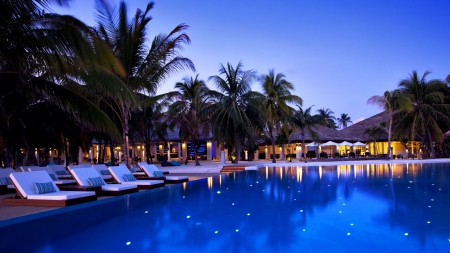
[0,163,189,207]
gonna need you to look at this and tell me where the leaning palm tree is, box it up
[395,71,450,158]
[292,106,319,163]
[94,0,195,168]
[337,113,353,129]
[367,90,412,160]
[258,69,302,163]
[168,75,213,166]
[316,108,337,129]
[208,62,258,164]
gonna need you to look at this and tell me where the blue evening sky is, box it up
[52,0,450,126]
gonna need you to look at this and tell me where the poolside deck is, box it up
[2,158,450,221]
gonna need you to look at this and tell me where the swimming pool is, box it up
[4,163,450,252]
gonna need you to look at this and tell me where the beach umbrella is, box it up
[338,141,354,156]
[306,142,321,147]
[321,141,339,155]
[352,141,366,156]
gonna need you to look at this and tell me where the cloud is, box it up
[354,117,365,124]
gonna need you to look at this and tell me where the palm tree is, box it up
[94,0,195,168]
[367,90,412,160]
[292,106,319,163]
[258,70,302,163]
[337,113,352,129]
[395,71,450,158]
[0,0,128,167]
[364,126,386,155]
[316,108,337,128]
[208,62,258,164]
[168,75,212,166]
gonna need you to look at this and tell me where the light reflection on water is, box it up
[38,163,450,253]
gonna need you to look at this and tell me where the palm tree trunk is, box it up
[387,114,393,160]
[271,141,276,163]
[426,127,436,158]
[110,139,115,166]
[302,134,307,163]
[122,109,131,168]
[193,141,200,166]
[236,142,241,164]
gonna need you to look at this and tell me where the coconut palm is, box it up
[94,0,195,168]
[258,69,302,163]
[395,71,450,158]
[337,113,352,129]
[168,75,213,166]
[208,62,258,164]
[292,106,319,163]
[0,0,128,167]
[367,90,412,160]
[316,108,337,129]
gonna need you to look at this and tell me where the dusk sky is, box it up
[52,0,450,126]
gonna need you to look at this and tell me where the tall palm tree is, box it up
[168,75,212,166]
[316,108,336,129]
[367,90,412,160]
[0,0,128,167]
[395,71,450,158]
[94,0,195,168]
[208,62,258,164]
[258,69,302,163]
[364,126,386,155]
[292,106,319,163]
[337,113,352,129]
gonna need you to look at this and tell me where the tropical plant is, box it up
[208,62,258,164]
[367,90,412,160]
[292,106,319,163]
[394,71,450,158]
[168,75,213,166]
[94,0,195,168]
[364,126,386,155]
[258,69,302,163]
[316,108,337,129]
[0,0,128,167]
[337,113,352,129]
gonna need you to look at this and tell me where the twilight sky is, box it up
[52,0,450,126]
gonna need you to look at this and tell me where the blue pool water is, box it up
[22,163,450,252]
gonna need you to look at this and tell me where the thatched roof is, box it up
[338,111,389,141]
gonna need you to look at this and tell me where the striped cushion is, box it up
[100,170,110,175]
[88,177,106,186]
[49,174,58,181]
[123,174,136,182]
[0,177,11,185]
[56,170,68,175]
[153,171,165,177]
[34,182,56,194]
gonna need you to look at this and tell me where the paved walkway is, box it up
[2,158,450,221]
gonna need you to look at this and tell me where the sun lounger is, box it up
[2,171,96,207]
[69,167,138,196]
[0,168,16,193]
[137,162,170,174]
[91,164,114,181]
[108,165,165,189]
[48,165,73,179]
[137,163,189,184]
[28,166,77,186]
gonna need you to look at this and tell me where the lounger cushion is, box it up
[56,170,69,175]
[123,174,136,182]
[154,171,165,177]
[0,177,11,185]
[101,184,136,192]
[49,174,58,181]
[100,170,110,175]
[28,191,95,200]
[88,177,106,186]
[121,180,164,186]
[34,182,56,194]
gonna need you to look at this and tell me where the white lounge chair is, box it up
[91,164,114,181]
[28,166,77,186]
[0,168,16,193]
[137,162,189,184]
[108,165,165,189]
[48,165,73,179]
[69,167,138,196]
[2,171,96,207]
